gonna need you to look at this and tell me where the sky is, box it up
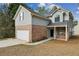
[0,3,78,21]
[27,3,79,21]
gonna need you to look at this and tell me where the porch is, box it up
[47,25,69,41]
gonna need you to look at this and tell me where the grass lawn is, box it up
[0,36,79,56]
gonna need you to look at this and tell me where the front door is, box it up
[50,29,54,37]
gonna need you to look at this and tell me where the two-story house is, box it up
[47,8,74,41]
[13,5,74,42]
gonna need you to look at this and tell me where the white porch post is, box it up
[54,27,56,39]
[65,26,68,41]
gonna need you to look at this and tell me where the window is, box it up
[19,12,24,21]
[55,15,60,22]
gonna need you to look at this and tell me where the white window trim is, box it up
[54,15,60,23]
[19,12,24,21]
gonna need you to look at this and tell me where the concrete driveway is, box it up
[0,38,26,48]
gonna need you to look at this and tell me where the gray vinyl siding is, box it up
[50,11,63,23]
[15,7,32,26]
[49,10,69,23]
[32,16,50,26]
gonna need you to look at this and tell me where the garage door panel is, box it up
[16,30,30,42]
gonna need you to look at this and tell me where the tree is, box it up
[51,6,58,11]
[35,5,58,16]
[8,3,26,18]
[35,6,47,16]
[0,4,15,39]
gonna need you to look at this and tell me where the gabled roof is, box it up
[46,8,70,18]
[13,5,50,21]
[13,5,23,20]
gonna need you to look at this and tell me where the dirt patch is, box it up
[0,36,79,56]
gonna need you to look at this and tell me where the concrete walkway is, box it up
[24,38,53,45]
[0,38,53,48]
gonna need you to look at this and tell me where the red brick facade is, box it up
[32,25,48,42]
[15,25,48,42]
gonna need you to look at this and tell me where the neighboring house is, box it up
[74,21,79,35]
[13,5,75,42]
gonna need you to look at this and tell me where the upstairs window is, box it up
[55,15,60,22]
[19,12,24,21]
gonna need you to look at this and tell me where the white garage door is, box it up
[16,30,30,42]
